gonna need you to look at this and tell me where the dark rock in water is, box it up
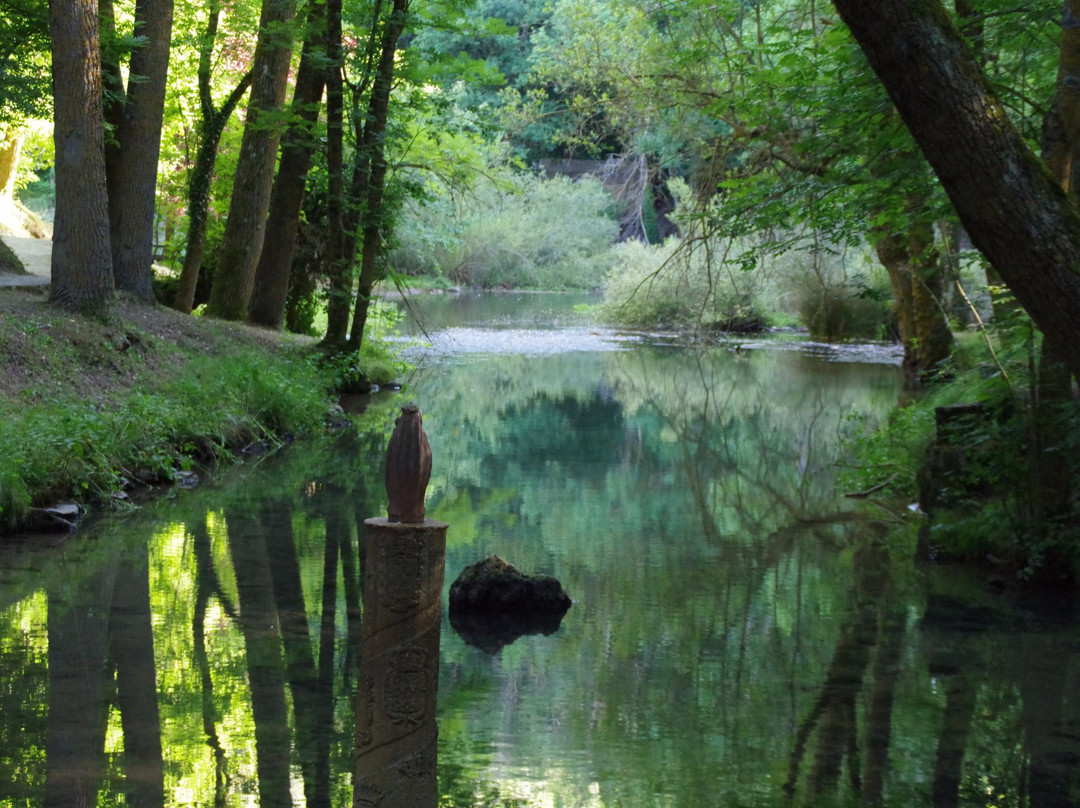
[449,555,571,614]
[448,556,571,652]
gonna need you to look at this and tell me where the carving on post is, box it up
[385,403,432,523]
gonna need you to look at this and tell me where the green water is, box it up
[2,294,1078,807]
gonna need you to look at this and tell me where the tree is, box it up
[206,0,297,321]
[171,0,255,315]
[246,0,329,329]
[323,0,412,348]
[831,0,1080,378]
[48,0,114,313]
[347,0,412,347]
[101,0,175,301]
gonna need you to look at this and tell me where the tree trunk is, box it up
[0,131,21,199]
[172,74,253,313]
[49,0,114,313]
[101,0,174,302]
[321,0,356,348]
[1030,1,1080,523]
[206,0,297,321]
[247,0,328,329]
[348,0,410,348]
[831,0,1080,378]
[873,205,953,386]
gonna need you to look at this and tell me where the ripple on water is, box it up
[403,326,638,358]
[403,325,905,366]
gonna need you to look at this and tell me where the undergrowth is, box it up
[843,308,1080,582]
[0,294,402,533]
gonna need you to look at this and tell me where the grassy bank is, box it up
[0,288,375,534]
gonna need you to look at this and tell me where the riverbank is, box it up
[0,287,355,535]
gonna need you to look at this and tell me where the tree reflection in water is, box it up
[6,307,1080,806]
[45,543,165,808]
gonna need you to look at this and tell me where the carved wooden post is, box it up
[355,405,447,808]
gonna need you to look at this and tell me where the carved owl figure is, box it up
[385,403,432,523]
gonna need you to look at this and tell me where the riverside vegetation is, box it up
[0,288,405,535]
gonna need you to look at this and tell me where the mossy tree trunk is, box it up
[1031,0,1080,521]
[873,204,953,386]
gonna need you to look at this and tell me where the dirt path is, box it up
[0,237,51,287]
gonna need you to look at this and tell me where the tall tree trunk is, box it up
[173,75,253,313]
[1030,0,1080,524]
[348,0,410,348]
[101,0,174,302]
[321,0,363,348]
[831,0,1080,378]
[49,0,114,313]
[247,0,328,329]
[206,0,297,321]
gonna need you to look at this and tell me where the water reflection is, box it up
[45,544,164,808]
[6,295,1080,806]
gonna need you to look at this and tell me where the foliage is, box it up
[845,308,1080,580]
[391,171,619,290]
[155,0,258,270]
[791,250,894,342]
[409,0,565,162]
[0,293,407,532]
[315,299,413,389]
[0,0,50,125]
[600,235,784,332]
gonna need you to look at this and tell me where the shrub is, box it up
[389,172,619,290]
[792,252,894,342]
[599,238,774,331]
[844,313,1080,581]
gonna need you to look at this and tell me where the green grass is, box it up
[0,293,401,532]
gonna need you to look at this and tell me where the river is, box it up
[1,292,1078,807]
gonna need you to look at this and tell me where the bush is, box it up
[792,252,894,342]
[599,238,774,331]
[389,172,619,291]
[844,314,1080,582]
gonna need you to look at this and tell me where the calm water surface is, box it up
[2,293,1079,807]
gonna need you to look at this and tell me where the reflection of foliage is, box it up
[0,593,48,803]
[2,311,1075,807]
